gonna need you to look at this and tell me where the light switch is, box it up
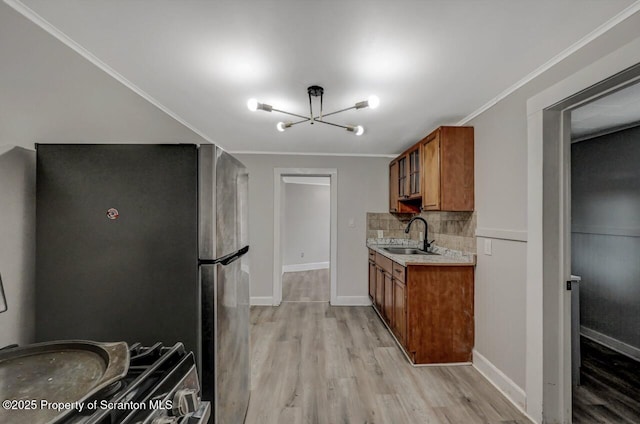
[484,239,492,255]
[348,218,356,228]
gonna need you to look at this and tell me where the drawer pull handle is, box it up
[394,269,402,273]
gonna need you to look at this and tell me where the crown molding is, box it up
[4,0,217,148]
[456,1,640,126]
[229,150,396,158]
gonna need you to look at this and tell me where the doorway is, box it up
[272,168,337,306]
[280,176,330,302]
[527,61,640,423]
[569,81,640,423]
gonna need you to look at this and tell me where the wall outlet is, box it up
[300,252,304,258]
[484,239,492,255]
[418,231,423,241]
[377,230,383,239]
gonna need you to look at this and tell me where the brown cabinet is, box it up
[375,267,384,311]
[389,158,420,214]
[368,260,376,301]
[421,126,474,211]
[389,161,399,213]
[392,277,406,346]
[383,271,394,323]
[407,146,421,199]
[388,126,473,213]
[368,249,474,365]
[391,262,407,346]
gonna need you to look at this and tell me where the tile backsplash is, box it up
[366,211,477,253]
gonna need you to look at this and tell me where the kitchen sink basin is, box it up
[382,247,438,256]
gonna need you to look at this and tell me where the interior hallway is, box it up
[282,269,330,302]
[245,302,530,424]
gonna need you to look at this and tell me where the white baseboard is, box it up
[331,296,372,306]
[282,261,330,273]
[250,296,274,306]
[581,326,640,362]
[472,349,532,421]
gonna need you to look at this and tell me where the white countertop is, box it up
[367,241,476,266]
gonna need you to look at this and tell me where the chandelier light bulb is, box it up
[247,98,259,111]
[355,125,365,136]
[368,95,380,109]
[276,122,286,132]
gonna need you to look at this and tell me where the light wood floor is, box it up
[282,269,329,302]
[245,302,531,424]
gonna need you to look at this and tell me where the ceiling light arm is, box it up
[314,119,350,130]
[271,108,310,121]
[289,118,311,127]
[313,105,357,120]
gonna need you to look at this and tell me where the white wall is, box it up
[0,1,210,348]
[467,9,640,420]
[0,2,209,149]
[282,181,330,268]
[235,154,389,304]
[0,146,36,347]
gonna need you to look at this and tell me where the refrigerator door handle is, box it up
[198,245,249,266]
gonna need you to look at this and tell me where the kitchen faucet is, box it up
[404,217,431,252]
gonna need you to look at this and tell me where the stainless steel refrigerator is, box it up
[35,144,250,424]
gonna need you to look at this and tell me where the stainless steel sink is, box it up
[382,247,438,256]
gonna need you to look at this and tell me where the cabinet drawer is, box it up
[392,262,406,282]
[375,253,393,274]
[368,249,376,262]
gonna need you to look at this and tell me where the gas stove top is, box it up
[63,342,210,424]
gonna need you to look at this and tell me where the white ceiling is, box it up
[6,0,638,155]
[572,80,640,139]
[0,1,208,149]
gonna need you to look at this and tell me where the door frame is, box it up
[526,47,640,422]
[272,168,338,306]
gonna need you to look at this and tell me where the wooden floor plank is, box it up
[573,336,640,424]
[282,269,330,302]
[245,303,531,424]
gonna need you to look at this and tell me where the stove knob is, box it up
[171,389,200,417]
[151,417,178,424]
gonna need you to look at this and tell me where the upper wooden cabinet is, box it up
[407,146,421,199]
[388,125,473,213]
[421,126,474,211]
[389,158,420,214]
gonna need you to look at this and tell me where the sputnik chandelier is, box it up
[247,85,379,136]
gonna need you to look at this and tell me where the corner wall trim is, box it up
[581,326,640,362]
[282,262,330,273]
[250,297,275,306]
[331,296,372,306]
[472,349,532,421]
[475,228,528,242]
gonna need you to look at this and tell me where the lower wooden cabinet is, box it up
[383,271,394,324]
[368,260,376,300]
[375,267,384,311]
[392,278,406,346]
[368,249,474,365]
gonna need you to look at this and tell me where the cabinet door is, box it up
[389,161,399,213]
[408,147,421,198]
[375,267,384,312]
[397,156,408,199]
[393,279,406,346]
[368,261,376,301]
[422,136,441,210]
[384,272,394,325]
